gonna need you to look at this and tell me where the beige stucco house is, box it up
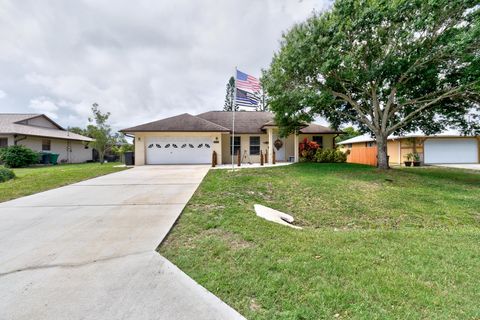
[0,113,94,163]
[338,132,480,166]
[120,111,342,165]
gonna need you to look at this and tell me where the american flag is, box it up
[236,69,261,93]
[236,88,259,107]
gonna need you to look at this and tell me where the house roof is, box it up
[121,111,341,135]
[337,130,477,145]
[120,113,230,133]
[300,123,343,134]
[0,113,93,142]
[196,111,275,134]
[337,134,376,145]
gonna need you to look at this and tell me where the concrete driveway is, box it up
[434,164,480,171]
[0,165,245,320]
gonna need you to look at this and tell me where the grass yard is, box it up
[159,163,480,320]
[0,162,128,202]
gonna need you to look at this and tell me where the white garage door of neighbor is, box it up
[146,137,213,164]
[424,138,478,164]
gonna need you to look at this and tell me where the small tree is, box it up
[223,76,238,111]
[87,103,114,164]
[111,133,134,155]
[262,0,480,169]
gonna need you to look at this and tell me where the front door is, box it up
[272,134,285,161]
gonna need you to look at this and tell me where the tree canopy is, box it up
[262,0,480,168]
[337,126,362,142]
[256,89,270,112]
[223,76,238,111]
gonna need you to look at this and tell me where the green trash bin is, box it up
[39,152,51,165]
[50,153,59,165]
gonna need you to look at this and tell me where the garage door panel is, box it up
[424,139,478,164]
[146,137,212,164]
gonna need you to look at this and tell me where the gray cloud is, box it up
[0,0,331,130]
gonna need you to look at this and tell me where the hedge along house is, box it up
[120,111,342,165]
[0,113,94,163]
[338,132,480,166]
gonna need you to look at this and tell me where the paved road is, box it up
[0,165,245,320]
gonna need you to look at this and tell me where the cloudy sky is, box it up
[0,0,331,130]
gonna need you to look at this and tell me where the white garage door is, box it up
[146,137,213,164]
[424,138,478,164]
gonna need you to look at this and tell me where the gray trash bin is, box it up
[124,152,134,165]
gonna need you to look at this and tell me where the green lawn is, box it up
[159,163,480,320]
[0,162,128,202]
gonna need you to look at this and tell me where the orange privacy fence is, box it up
[347,146,378,166]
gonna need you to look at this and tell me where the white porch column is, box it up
[268,128,273,164]
[294,132,299,163]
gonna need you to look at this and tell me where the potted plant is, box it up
[412,153,421,167]
[404,153,413,167]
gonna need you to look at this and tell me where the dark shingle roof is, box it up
[300,123,343,134]
[120,113,230,132]
[120,111,341,134]
[196,111,275,134]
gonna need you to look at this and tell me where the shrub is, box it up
[334,150,347,163]
[299,138,320,161]
[0,145,39,168]
[0,167,15,182]
[314,149,326,162]
[314,149,347,163]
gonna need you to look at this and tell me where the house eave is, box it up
[1,132,93,142]
[119,129,230,133]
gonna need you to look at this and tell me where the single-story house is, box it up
[338,132,480,166]
[0,113,94,163]
[120,111,342,165]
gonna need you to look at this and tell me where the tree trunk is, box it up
[376,133,389,169]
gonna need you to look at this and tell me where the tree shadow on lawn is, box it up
[293,162,480,189]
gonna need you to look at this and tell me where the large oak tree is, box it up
[262,0,480,169]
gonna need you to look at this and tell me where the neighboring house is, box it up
[0,113,94,163]
[338,132,480,166]
[120,111,342,165]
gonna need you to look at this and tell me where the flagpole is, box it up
[232,66,237,171]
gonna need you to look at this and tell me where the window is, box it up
[42,139,51,151]
[230,136,241,155]
[366,141,376,147]
[249,136,260,155]
[346,143,352,148]
[312,136,323,147]
[0,138,7,148]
